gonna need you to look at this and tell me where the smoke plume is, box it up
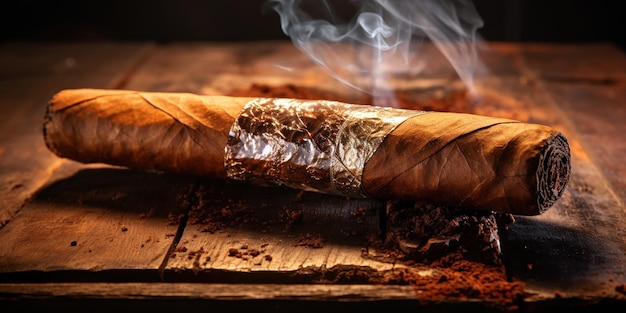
[265,0,485,106]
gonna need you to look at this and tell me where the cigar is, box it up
[43,88,571,216]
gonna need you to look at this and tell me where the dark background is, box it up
[1,0,624,51]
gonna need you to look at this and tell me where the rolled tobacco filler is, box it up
[43,88,571,216]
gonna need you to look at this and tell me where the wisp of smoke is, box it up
[265,0,486,106]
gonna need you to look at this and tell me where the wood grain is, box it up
[0,42,189,279]
[0,41,625,311]
[487,46,626,300]
[0,42,153,227]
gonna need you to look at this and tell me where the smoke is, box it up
[265,0,485,106]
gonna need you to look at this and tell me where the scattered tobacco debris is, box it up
[279,207,304,229]
[187,184,260,233]
[296,233,325,248]
[378,200,505,266]
[180,83,531,310]
[226,244,267,260]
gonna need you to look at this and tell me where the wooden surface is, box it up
[0,40,625,312]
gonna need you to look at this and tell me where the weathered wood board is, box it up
[0,41,193,281]
[0,42,153,226]
[0,41,625,312]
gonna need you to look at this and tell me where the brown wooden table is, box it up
[1,41,625,312]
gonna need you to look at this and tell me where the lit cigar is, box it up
[43,88,571,216]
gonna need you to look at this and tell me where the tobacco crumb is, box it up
[70,241,77,246]
[296,233,324,248]
[264,255,273,261]
[295,190,306,201]
[175,246,188,253]
[121,225,128,232]
[280,207,304,229]
[187,247,205,260]
[167,212,185,225]
[139,208,155,219]
[188,184,258,233]
[350,207,366,217]
[227,245,264,259]
[350,207,366,224]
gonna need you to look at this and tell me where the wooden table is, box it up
[1,41,625,312]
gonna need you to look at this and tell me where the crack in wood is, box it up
[158,181,200,281]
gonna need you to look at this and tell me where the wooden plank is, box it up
[521,42,626,82]
[519,73,626,302]
[164,179,392,282]
[0,42,194,278]
[0,283,509,313]
[1,41,624,310]
[478,71,626,303]
[0,42,153,227]
[0,282,418,301]
[482,44,626,309]
[0,163,189,278]
[539,83,626,202]
[476,42,525,77]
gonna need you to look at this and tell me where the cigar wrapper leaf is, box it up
[43,89,571,216]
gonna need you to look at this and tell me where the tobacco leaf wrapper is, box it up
[43,88,571,215]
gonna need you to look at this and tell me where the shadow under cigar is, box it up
[499,216,619,293]
[31,166,517,267]
[31,167,384,248]
[22,166,538,307]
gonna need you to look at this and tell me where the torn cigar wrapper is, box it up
[43,88,571,216]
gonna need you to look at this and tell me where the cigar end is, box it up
[536,133,571,214]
